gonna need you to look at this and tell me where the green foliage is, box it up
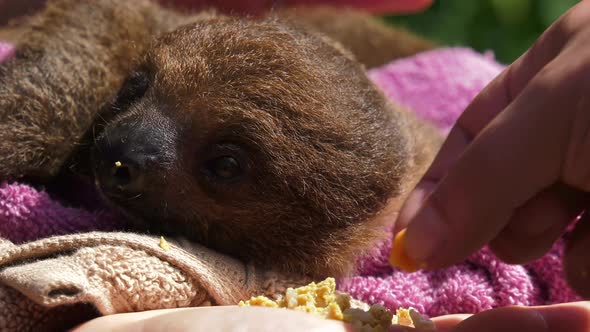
[382,0,579,64]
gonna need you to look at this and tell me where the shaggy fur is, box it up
[0,0,440,277]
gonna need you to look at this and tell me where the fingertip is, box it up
[394,182,436,235]
[403,203,448,268]
[534,302,590,331]
[446,303,590,332]
[450,306,548,332]
[431,314,472,332]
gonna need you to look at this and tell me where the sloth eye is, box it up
[204,156,243,180]
[113,70,150,109]
[199,143,248,186]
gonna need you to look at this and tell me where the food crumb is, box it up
[239,278,436,331]
[159,236,170,251]
[115,161,122,167]
[389,228,419,272]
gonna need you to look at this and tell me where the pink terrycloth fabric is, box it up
[339,224,580,317]
[0,45,581,317]
[368,48,506,133]
[0,43,13,63]
[0,182,123,244]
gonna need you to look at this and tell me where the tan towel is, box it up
[0,232,310,331]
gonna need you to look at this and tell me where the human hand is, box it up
[71,306,349,332]
[417,302,590,332]
[390,0,590,297]
[73,302,590,332]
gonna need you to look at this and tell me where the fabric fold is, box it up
[0,232,310,331]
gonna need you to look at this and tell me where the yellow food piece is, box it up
[239,278,339,317]
[326,302,344,320]
[243,296,279,308]
[239,278,436,331]
[159,236,170,251]
[389,228,419,272]
[396,308,413,326]
[115,161,122,167]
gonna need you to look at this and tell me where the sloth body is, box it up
[0,0,440,276]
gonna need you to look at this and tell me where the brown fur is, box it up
[278,6,435,68]
[0,0,441,277]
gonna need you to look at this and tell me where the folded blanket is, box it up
[0,232,308,331]
[0,45,581,330]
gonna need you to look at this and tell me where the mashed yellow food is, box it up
[239,278,436,331]
[159,236,170,251]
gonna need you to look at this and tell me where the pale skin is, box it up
[72,1,590,331]
[72,302,590,332]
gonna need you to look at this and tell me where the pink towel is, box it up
[0,43,13,63]
[0,44,581,317]
[368,48,505,133]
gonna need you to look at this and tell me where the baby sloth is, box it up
[0,0,440,277]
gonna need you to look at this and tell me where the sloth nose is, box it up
[93,127,159,197]
[98,158,143,196]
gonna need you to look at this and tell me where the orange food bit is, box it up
[389,228,419,272]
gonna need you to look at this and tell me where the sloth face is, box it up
[92,16,408,276]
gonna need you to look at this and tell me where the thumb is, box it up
[445,302,590,332]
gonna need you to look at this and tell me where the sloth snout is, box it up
[92,124,162,198]
[97,157,143,197]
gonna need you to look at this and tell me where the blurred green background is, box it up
[383,0,579,64]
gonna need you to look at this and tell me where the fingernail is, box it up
[395,187,432,234]
[405,205,447,264]
[389,228,419,272]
